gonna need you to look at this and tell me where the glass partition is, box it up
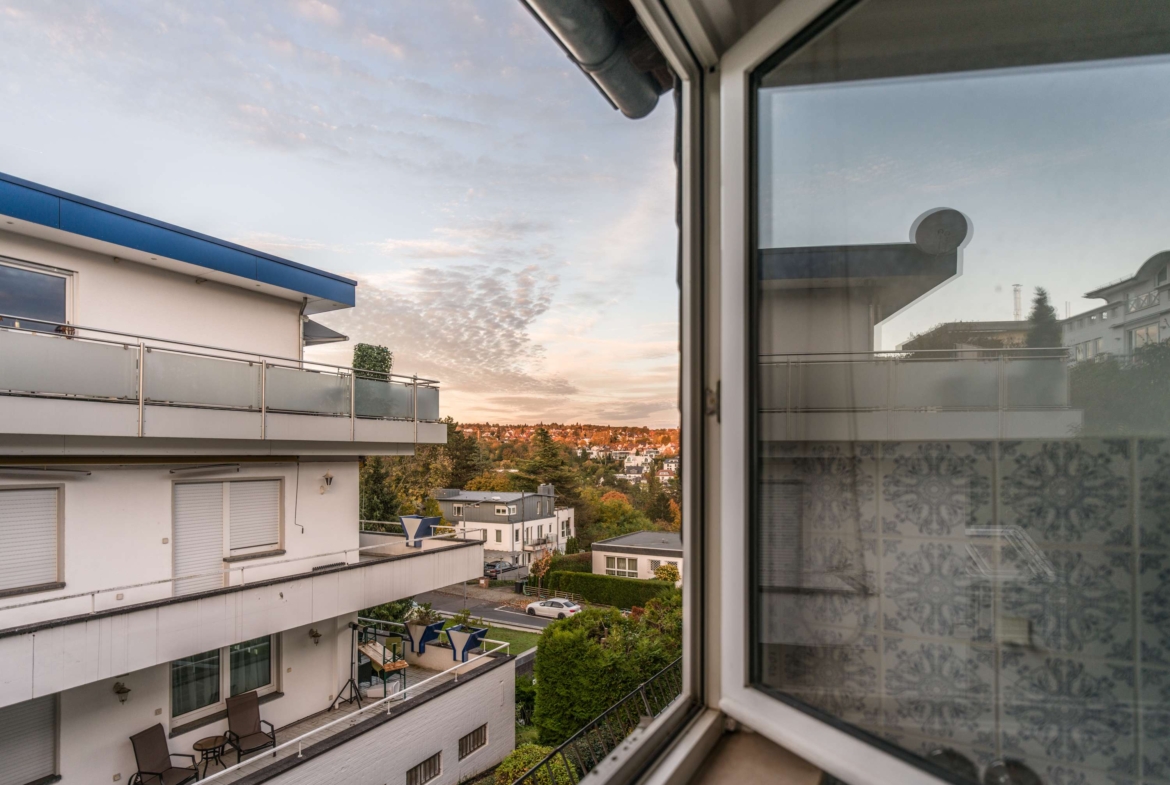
[750,2,1170,784]
[144,349,261,409]
[0,329,138,400]
[265,365,350,416]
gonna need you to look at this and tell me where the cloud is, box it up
[294,1,341,26]
[313,264,574,396]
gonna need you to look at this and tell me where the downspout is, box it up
[522,0,661,119]
[298,297,308,368]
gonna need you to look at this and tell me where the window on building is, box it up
[494,505,508,516]
[1102,309,1110,319]
[458,725,487,759]
[561,519,569,537]
[495,529,502,543]
[171,635,275,721]
[1132,323,1160,349]
[1075,343,1084,361]
[453,503,463,517]
[0,486,61,594]
[508,504,518,515]
[0,695,57,784]
[605,556,637,578]
[406,751,442,785]
[1161,266,1169,285]
[0,260,69,333]
[650,559,662,572]
[1095,337,1104,355]
[174,479,281,596]
[514,527,520,542]
[536,499,543,515]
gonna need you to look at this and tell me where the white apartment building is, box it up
[0,172,512,785]
[434,485,575,566]
[1063,252,1170,361]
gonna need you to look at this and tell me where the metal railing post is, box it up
[350,371,356,441]
[137,340,145,437]
[260,362,267,439]
[412,375,418,444]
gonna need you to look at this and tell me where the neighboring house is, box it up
[588,446,612,460]
[624,455,652,469]
[0,172,511,785]
[899,319,1028,352]
[609,449,631,461]
[592,532,683,581]
[434,484,575,566]
[1063,252,1170,361]
[642,447,661,458]
[663,457,679,473]
[657,469,675,481]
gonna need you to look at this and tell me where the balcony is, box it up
[0,528,485,711]
[523,536,556,551]
[0,316,444,454]
[759,349,1081,441]
[1127,289,1160,313]
[194,618,514,785]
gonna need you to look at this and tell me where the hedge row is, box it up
[546,570,675,609]
[527,552,592,586]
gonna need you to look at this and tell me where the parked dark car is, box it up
[483,560,514,578]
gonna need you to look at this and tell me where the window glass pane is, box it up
[752,2,1170,783]
[0,265,66,333]
[230,636,272,696]
[171,648,220,717]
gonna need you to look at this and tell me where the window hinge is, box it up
[705,382,720,421]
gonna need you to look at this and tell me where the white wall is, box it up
[0,460,359,629]
[591,550,683,581]
[260,659,515,785]
[0,228,302,358]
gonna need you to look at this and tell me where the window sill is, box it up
[223,549,286,564]
[170,691,284,738]
[0,581,65,600]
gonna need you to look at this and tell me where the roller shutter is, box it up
[0,488,58,592]
[173,483,224,596]
[0,695,56,785]
[229,480,281,550]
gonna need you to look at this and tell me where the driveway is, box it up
[414,589,554,630]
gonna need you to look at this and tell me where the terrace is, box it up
[0,315,445,453]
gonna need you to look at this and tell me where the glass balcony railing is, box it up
[0,313,441,436]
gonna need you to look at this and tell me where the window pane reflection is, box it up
[171,648,220,717]
[230,636,272,696]
[751,2,1170,783]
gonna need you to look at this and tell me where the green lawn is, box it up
[441,619,541,655]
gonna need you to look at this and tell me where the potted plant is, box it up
[403,603,446,654]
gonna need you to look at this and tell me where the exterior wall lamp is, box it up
[309,628,322,645]
[320,471,333,494]
[113,681,131,704]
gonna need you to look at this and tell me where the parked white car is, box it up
[526,599,582,619]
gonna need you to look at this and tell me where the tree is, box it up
[533,594,681,745]
[1070,342,1170,435]
[595,495,652,540]
[517,427,576,493]
[359,457,399,521]
[360,596,415,624]
[445,419,488,489]
[351,343,392,380]
[1026,287,1062,348]
[466,471,515,492]
[531,551,553,591]
[653,562,680,582]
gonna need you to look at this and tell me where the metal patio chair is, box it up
[225,691,277,763]
[129,723,199,785]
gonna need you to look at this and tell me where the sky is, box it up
[0,0,680,427]
[759,55,1170,349]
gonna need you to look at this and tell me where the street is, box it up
[413,589,554,630]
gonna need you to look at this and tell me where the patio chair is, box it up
[129,723,198,785]
[225,691,277,763]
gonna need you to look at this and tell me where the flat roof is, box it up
[592,531,682,552]
[0,170,356,313]
[435,489,553,503]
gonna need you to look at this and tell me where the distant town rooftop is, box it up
[592,531,682,555]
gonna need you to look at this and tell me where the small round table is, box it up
[193,735,228,777]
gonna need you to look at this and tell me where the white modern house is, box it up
[1063,251,1170,361]
[433,485,575,566]
[591,532,683,581]
[0,171,513,785]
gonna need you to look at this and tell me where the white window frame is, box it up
[175,477,284,559]
[453,503,464,517]
[495,529,502,543]
[0,484,64,595]
[717,3,952,783]
[406,751,442,785]
[605,555,637,578]
[514,527,520,542]
[0,255,77,328]
[169,635,280,724]
[458,724,488,760]
[508,504,518,515]
[494,505,508,516]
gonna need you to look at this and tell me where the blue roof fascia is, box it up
[0,171,356,307]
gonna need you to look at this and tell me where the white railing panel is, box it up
[893,359,999,409]
[792,361,887,410]
[0,330,137,400]
[1005,358,1068,408]
[145,350,261,409]
[416,386,440,420]
[265,366,351,415]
